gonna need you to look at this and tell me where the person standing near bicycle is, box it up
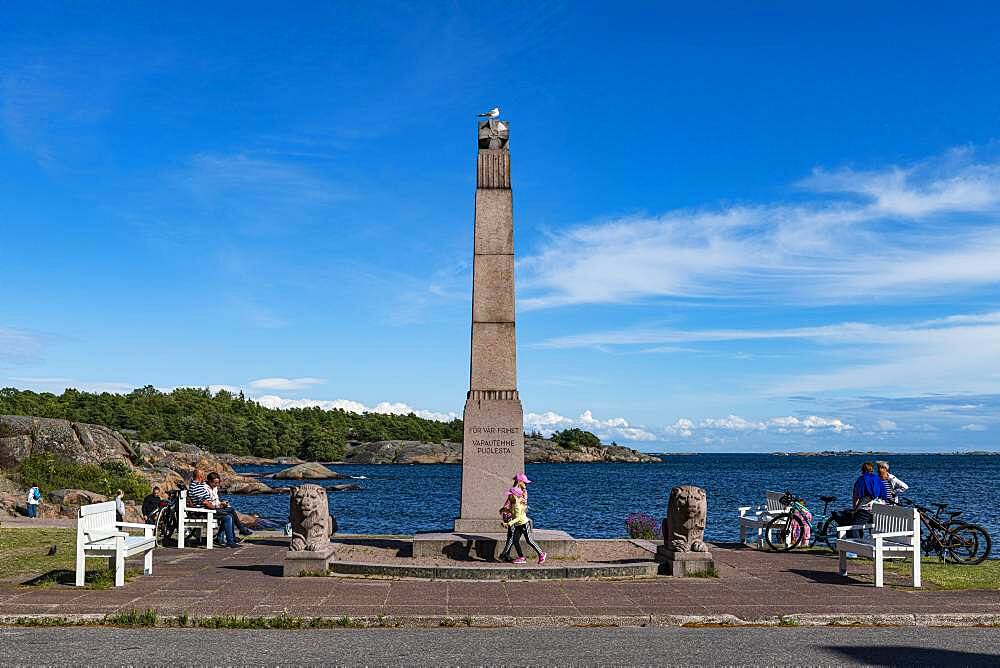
[851,462,888,540]
[876,460,909,504]
[142,486,163,524]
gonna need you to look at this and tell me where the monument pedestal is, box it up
[283,545,336,577]
[454,391,524,532]
[414,529,578,561]
[655,545,715,576]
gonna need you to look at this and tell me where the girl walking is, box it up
[498,486,546,565]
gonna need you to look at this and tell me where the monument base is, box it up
[283,545,336,577]
[453,517,506,533]
[413,529,579,561]
[655,545,715,577]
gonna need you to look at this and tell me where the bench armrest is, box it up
[116,522,155,538]
[85,530,127,541]
[836,523,873,536]
[737,506,752,516]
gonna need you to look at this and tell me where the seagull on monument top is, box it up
[478,107,501,118]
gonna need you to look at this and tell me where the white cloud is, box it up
[665,414,853,438]
[249,377,325,391]
[524,409,657,442]
[667,418,695,438]
[961,423,988,432]
[877,419,898,432]
[519,148,1000,309]
[253,395,458,422]
[699,415,766,431]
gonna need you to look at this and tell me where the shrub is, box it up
[17,453,151,501]
[551,428,601,451]
[625,512,662,540]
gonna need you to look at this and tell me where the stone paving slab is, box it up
[1,541,998,625]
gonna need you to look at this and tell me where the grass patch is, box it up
[831,551,1000,590]
[296,569,330,577]
[686,564,719,578]
[104,609,158,627]
[778,618,801,627]
[0,528,76,580]
[3,528,146,586]
[17,453,150,501]
[889,558,1000,590]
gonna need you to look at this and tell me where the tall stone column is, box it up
[454,117,524,533]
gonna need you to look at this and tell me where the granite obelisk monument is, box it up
[454,112,524,532]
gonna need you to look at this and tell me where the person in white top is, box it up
[114,489,126,522]
[876,461,909,504]
[26,484,41,518]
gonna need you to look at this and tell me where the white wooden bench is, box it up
[738,491,788,547]
[177,490,217,549]
[76,501,155,587]
[836,504,921,588]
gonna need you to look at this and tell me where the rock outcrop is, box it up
[137,442,280,494]
[340,438,660,464]
[523,439,661,463]
[0,415,287,523]
[0,415,135,468]
[344,440,462,464]
[272,462,347,480]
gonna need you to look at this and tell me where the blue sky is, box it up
[2,3,999,452]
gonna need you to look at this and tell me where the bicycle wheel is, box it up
[819,517,841,552]
[764,513,805,551]
[154,509,175,547]
[946,523,992,565]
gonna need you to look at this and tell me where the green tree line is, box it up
[0,386,464,461]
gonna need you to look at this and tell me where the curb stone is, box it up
[3,612,1000,629]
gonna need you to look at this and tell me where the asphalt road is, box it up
[2,626,999,666]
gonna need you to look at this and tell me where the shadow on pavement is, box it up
[827,645,1000,667]
[221,564,282,577]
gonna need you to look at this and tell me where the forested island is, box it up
[0,386,649,462]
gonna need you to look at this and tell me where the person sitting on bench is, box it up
[206,472,254,539]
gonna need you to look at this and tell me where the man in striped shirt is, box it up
[187,470,238,547]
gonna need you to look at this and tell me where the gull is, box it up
[478,107,501,118]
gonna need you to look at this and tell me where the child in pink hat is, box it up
[498,485,546,565]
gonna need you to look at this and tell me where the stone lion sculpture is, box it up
[663,485,708,553]
[288,484,335,551]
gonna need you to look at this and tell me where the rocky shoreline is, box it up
[333,438,660,465]
[0,415,658,523]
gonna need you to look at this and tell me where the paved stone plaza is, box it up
[2,540,997,623]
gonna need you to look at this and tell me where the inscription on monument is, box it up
[470,425,520,454]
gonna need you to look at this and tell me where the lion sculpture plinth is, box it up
[663,485,709,553]
[288,483,335,551]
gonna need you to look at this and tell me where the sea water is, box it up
[232,453,999,554]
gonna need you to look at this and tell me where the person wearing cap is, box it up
[498,486,546,565]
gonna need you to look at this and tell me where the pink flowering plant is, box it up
[625,512,662,540]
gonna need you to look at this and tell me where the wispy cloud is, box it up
[537,311,1000,395]
[519,148,1000,309]
[0,327,46,365]
[249,377,325,391]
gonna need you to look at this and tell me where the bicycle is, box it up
[763,492,854,552]
[898,497,992,565]
[151,485,198,548]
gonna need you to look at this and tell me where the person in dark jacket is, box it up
[141,487,163,523]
